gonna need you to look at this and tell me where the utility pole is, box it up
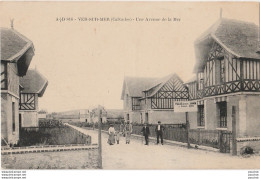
[186,112,191,149]
[98,108,102,169]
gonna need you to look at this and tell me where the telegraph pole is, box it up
[186,112,191,149]
[98,108,102,169]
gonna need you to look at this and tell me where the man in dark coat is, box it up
[141,123,150,145]
[155,121,165,145]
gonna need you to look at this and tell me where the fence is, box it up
[133,125,231,152]
[68,122,232,153]
[189,129,219,149]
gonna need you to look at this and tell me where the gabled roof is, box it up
[144,73,175,91]
[121,73,187,99]
[146,73,187,97]
[194,18,260,72]
[121,76,157,99]
[1,27,35,76]
[20,69,48,97]
[1,27,34,61]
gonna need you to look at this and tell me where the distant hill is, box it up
[51,108,124,121]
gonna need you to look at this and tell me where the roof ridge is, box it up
[221,18,258,26]
[195,18,259,45]
[144,73,176,91]
[1,28,35,62]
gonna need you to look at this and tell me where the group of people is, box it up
[107,121,165,146]
[141,121,164,145]
[107,121,133,145]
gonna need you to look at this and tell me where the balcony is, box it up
[190,79,260,100]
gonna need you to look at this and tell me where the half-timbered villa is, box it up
[19,69,48,127]
[185,18,260,153]
[121,73,189,124]
[1,27,34,145]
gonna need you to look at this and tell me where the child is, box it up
[115,131,120,144]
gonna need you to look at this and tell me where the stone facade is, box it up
[1,63,21,145]
[1,93,20,145]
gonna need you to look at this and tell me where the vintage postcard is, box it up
[0,1,260,174]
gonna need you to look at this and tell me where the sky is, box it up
[0,2,258,112]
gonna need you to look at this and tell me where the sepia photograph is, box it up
[0,1,260,174]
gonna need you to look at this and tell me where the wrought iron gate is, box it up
[219,131,232,153]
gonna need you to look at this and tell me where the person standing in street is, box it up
[115,131,120,144]
[119,122,124,136]
[155,121,165,145]
[124,121,132,144]
[107,124,116,145]
[116,122,124,144]
[141,123,150,145]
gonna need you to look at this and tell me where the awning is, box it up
[214,96,227,103]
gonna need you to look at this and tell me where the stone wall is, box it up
[236,138,260,155]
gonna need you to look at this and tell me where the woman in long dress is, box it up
[107,124,116,145]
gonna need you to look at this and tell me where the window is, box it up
[140,113,143,124]
[220,58,225,83]
[218,102,227,128]
[145,113,149,124]
[197,105,205,126]
[1,62,7,89]
[12,102,15,132]
[132,97,141,110]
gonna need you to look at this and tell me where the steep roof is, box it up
[20,69,48,97]
[121,76,157,99]
[144,73,174,91]
[194,18,260,72]
[146,73,187,97]
[1,27,34,61]
[121,73,187,99]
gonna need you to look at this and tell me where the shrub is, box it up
[240,146,254,155]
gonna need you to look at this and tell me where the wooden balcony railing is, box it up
[189,80,260,100]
